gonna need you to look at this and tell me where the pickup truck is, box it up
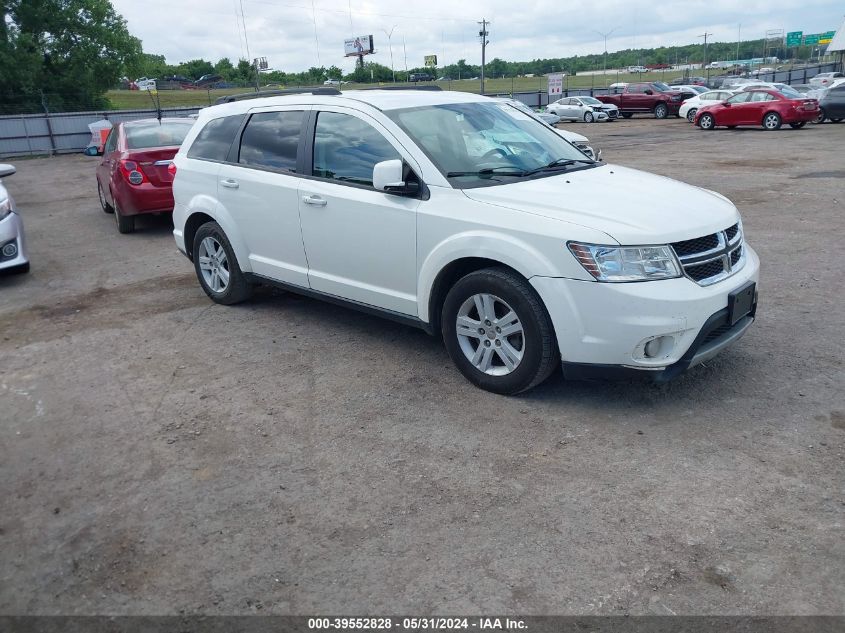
[596,82,696,118]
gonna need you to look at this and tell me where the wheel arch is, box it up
[182,202,251,270]
[420,233,560,333]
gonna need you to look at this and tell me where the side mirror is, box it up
[0,163,15,178]
[84,146,102,156]
[373,159,419,196]
[644,89,653,95]
[723,101,732,107]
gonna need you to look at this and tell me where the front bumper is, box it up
[530,244,760,380]
[0,211,29,271]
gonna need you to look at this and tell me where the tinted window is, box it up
[104,128,117,153]
[125,121,194,149]
[727,92,751,104]
[238,111,304,172]
[187,115,245,161]
[750,92,774,102]
[312,112,400,187]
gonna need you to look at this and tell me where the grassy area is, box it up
[105,71,699,110]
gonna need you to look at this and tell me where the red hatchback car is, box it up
[694,88,819,131]
[93,118,194,233]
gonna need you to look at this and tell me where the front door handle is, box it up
[302,195,327,207]
[220,178,239,189]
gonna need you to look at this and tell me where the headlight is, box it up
[0,196,11,221]
[568,242,681,282]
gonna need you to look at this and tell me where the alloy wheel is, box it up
[198,236,230,293]
[455,293,525,376]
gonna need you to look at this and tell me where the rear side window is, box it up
[238,111,304,172]
[312,111,400,187]
[187,114,244,162]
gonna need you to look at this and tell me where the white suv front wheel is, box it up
[441,267,559,394]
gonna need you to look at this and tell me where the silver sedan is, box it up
[547,96,618,122]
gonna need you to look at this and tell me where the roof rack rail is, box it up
[359,85,443,91]
[214,88,341,104]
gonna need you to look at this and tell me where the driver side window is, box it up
[312,111,400,188]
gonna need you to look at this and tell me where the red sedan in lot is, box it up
[694,88,819,131]
[93,118,194,233]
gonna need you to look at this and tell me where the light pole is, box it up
[594,27,619,87]
[382,25,397,82]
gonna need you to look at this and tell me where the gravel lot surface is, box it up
[1,116,843,616]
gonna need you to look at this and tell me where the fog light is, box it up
[643,335,674,359]
[2,242,17,258]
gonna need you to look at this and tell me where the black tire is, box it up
[192,221,252,305]
[814,108,826,124]
[441,267,559,395]
[686,108,697,123]
[621,112,633,119]
[654,103,668,119]
[762,111,782,130]
[698,113,716,130]
[113,201,135,234]
[98,182,113,214]
[831,118,843,123]
[583,111,594,123]
[789,122,806,129]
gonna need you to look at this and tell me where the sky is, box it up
[111,0,844,73]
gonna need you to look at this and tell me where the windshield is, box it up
[125,121,193,149]
[653,82,671,92]
[580,97,602,105]
[386,101,596,189]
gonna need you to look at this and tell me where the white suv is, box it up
[171,88,759,394]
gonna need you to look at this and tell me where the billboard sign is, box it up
[786,31,802,47]
[424,55,437,67]
[344,35,374,57]
[547,72,564,98]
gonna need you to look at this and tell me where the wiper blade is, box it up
[525,158,595,175]
[446,167,528,178]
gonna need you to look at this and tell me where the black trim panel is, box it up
[244,272,435,335]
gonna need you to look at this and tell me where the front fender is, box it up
[416,230,561,322]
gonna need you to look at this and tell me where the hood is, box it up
[461,164,739,245]
[599,103,618,110]
[554,128,588,144]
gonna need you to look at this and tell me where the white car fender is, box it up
[416,229,563,322]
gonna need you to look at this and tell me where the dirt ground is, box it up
[1,115,843,616]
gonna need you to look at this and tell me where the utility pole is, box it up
[478,19,489,94]
[382,25,397,82]
[699,32,713,80]
[737,24,741,63]
[594,27,619,87]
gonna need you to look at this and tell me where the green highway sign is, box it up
[786,31,803,47]
[819,30,835,44]
[803,34,820,45]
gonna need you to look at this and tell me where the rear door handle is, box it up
[220,178,239,189]
[302,195,327,207]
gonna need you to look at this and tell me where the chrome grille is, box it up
[671,223,744,286]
